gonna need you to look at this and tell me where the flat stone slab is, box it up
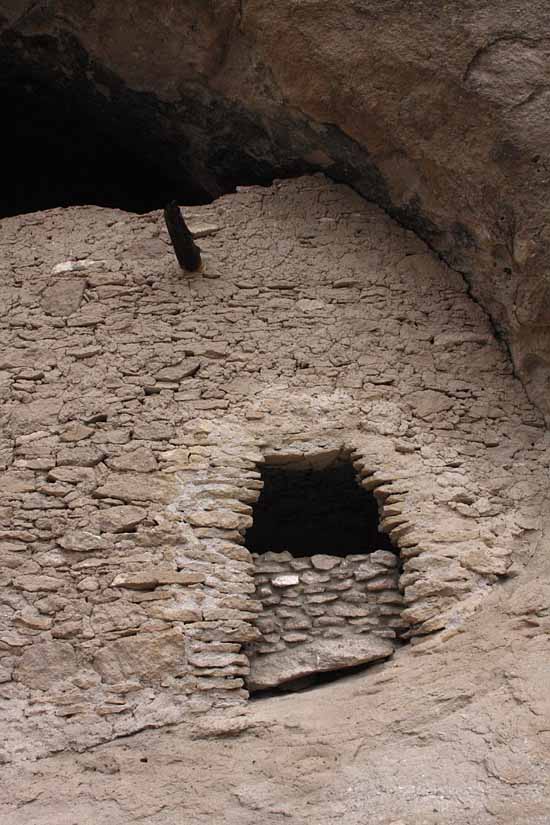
[247,635,394,691]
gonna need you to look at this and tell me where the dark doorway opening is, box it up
[245,454,393,557]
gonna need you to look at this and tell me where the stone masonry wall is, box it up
[1,175,549,761]
[247,549,401,690]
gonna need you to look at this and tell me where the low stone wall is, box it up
[247,549,403,690]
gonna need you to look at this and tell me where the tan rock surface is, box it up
[0,176,549,821]
[2,570,550,824]
[248,635,394,691]
[2,1,550,415]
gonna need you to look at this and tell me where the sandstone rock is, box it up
[107,447,158,473]
[189,222,220,239]
[93,629,185,683]
[366,576,400,592]
[13,398,63,435]
[461,545,511,577]
[369,550,398,568]
[94,505,148,533]
[16,640,78,688]
[310,554,341,571]
[57,446,107,467]
[112,570,205,590]
[186,510,249,530]
[94,473,176,503]
[133,422,174,440]
[188,650,248,668]
[156,359,201,382]
[247,636,393,691]
[77,576,100,591]
[0,470,36,494]
[60,423,94,442]
[14,609,53,631]
[48,466,96,485]
[354,563,383,582]
[146,603,202,622]
[191,715,254,738]
[407,390,454,419]
[331,603,372,618]
[41,279,85,316]
[271,574,299,587]
[58,530,110,553]
[14,575,63,592]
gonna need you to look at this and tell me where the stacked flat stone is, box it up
[249,550,403,659]
[0,175,547,760]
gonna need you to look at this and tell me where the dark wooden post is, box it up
[163,201,203,272]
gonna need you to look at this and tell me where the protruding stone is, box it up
[112,569,205,590]
[156,360,201,382]
[41,278,85,316]
[247,636,393,691]
[272,574,300,587]
[94,473,175,503]
[58,530,110,553]
[311,554,341,571]
[95,505,148,533]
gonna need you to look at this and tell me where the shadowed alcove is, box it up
[244,451,402,693]
[0,61,211,218]
[245,452,394,557]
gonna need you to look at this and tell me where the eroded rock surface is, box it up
[2,1,550,414]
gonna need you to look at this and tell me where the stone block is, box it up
[112,569,205,590]
[156,359,201,381]
[58,530,111,553]
[366,575,400,591]
[93,628,185,683]
[310,554,341,570]
[16,640,78,688]
[247,635,394,690]
[94,473,176,503]
[331,603,372,618]
[272,574,300,587]
[354,563,384,581]
[41,278,85,316]
[369,550,398,567]
[108,447,158,473]
[187,510,250,530]
[306,593,338,603]
[14,575,63,592]
[188,651,248,668]
[301,570,330,584]
[94,505,148,533]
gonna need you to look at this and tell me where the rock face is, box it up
[248,636,394,692]
[0,175,548,762]
[2,1,550,415]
